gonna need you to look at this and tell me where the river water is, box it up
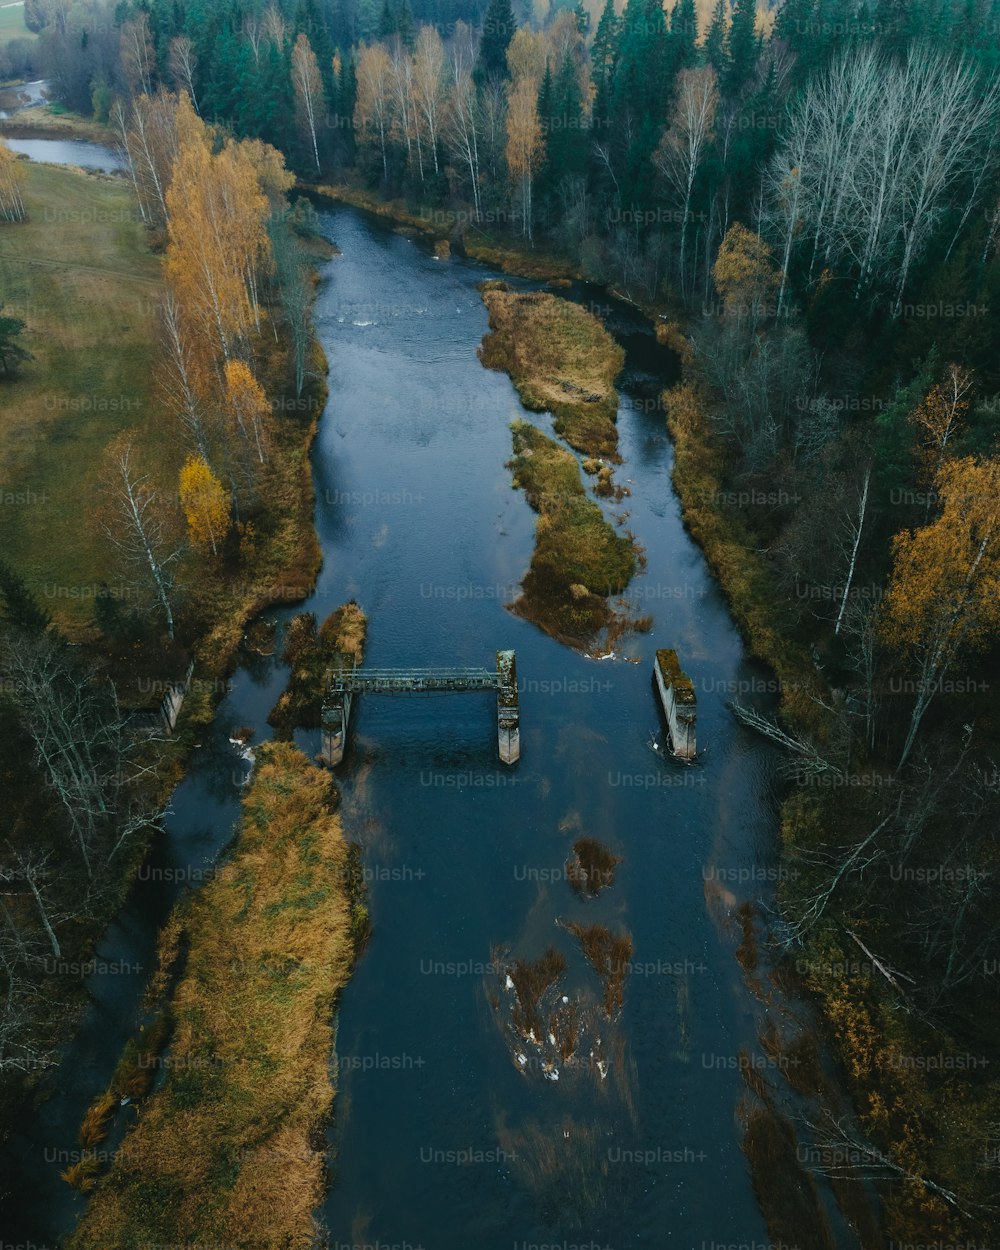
[3,137,123,171]
[4,203,861,1248]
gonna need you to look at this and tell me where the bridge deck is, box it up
[326,667,501,694]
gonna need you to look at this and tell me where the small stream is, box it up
[4,200,863,1248]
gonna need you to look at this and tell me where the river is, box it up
[4,202,863,1248]
[3,137,123,171]
[0,79,124,169]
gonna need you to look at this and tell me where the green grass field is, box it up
[0,161,171,634]
[0,3,35,44]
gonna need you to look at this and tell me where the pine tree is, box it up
[551,52,585,181]
[590,0,618,131]
[705,0,729,82]
[337,54,358,163]
[725,0,757,96]
[773,0,812,54]
[474,0,517,86]
[613,0,669,120]
[670,0,698,70]
[377,0,395,40]
[395,0,416,48]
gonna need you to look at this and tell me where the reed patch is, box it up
[68,741,363,1250]
[480,285,625,460]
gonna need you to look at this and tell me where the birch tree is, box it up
[0,140,26,222]
[168,35,199,113]
[834,464,871,636]
[654,66,718,298]
[225,360,271,465]
[355,43,393,182]
[101,433,181,640]
[389,41,420,181]
[120,11,155,97]
[292,33,324,174]
[0,638,133,880]
[158,292,211,460]
[768,47,1000,308]
[506,77,542,242]
[443,51,483,221]
[413,26,445,177]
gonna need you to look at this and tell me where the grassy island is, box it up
[480,285,625,460]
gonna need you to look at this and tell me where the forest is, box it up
[3,0,1000,1243]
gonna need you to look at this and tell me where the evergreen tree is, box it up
[773,0,812,54]
[296,0,337,92]
[612,0,669,121]
[535,60,555,206]
[337,54,358,164]
[474,0,516,85]
[590,0,618,131]
[705,0,729,82]
[537,50,585,211]
[552,51,585,180]
[725,0,757,96]
[377,0,395,38]
[670,0,698,70]
[395,0,415,47]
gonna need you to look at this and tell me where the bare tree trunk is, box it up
[835,464,871,635]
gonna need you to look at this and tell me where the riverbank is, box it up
[0,157,324,660]
[663,367,1000,1242]
[0,101,110,142]
[303,181,579,281]
[68,741,364,1250]
[0,153,327,1190]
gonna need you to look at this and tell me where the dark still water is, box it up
[4,205,857,1248]
[305,209,791,1249]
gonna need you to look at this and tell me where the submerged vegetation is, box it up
[564,922,633,1018]
[508,420,638,649]
[480,285,625,460]
[69,742,363,1250]
[566,838,622,898]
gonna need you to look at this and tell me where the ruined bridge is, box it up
[320,650,520,767]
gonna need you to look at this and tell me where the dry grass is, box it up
[1,104,108,141]
[319,599,367,667]
[481,287,625,459]
[508,419,637,648]
[664,381,821,727]
[77,1091,116,1149]
[69,742,361,1250]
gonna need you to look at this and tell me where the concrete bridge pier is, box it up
[496,649,520,765]
[320,690,352,767]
